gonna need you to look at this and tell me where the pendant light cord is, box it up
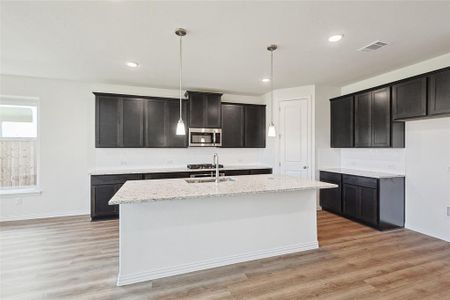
[270,49,274,125]
[179,34,183,121]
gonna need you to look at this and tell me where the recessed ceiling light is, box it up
[328,34,343,42]
[126,61,139,68]
[261,78,270,83]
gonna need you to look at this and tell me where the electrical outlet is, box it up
[16,198,23,206]
[447,165,450,173]
[120,161,127,166]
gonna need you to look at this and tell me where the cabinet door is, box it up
[91,184,119,218]
[392,77,427,120]
[166,100,188,147]
[221,103,244,148]
[244,105,266,148]
[330,96,354,148]
[343,184,360,218]
[145,99,188,148]
[188,93,205,128]
[354,92,372,147]
[205,94,222,128]
[360,187,378,226]
[144,99,166,147]
[121,98,144,147]
[371,87,391,147]
[96,96,120,147]
[144,172,190,179]
[320,172,342,214]
[224,169,251,176]
[428,68,450,116]
[250,168,272,175]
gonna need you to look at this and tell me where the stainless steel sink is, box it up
[185,177,236,184]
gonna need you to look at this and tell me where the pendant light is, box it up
[175,28,187,135]
[267,44,277,137]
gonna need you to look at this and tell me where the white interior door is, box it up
[279,99,311,179]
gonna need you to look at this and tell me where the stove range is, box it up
[187,163,224,170]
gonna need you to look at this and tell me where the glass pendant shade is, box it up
[176,119,186,135]
[268,123,276,137]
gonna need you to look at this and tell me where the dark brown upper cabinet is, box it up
[221,103,245,148]
[121,98,144,147]
[95,93,187,148]
[371,87,391,147]
[354,92,372,147]
[96,95,120,148]
[186,91,222,128]
[221,103,266,148]
[244,104,266,148]
[95,95,143,148]
[428,68,450,116]
[330,96,354,148]
[392,77,427,120]
[355,87,391,148]
[144,98,188,148]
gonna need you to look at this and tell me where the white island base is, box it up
[117,189,318,286]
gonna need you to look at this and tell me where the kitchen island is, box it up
[110,174,336,286]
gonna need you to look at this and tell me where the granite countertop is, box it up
[320,168,405,179]
[90,165,272,175]
[109,174,337,204]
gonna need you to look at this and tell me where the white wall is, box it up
[315,86,341,177]
[340,52,450,242]
[0,74,265,221]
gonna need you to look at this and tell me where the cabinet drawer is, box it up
[250,168,272,175]
[144,172,190,179]
[342,175,377,189]
[320,171,342,183]
[224,169,251,176]
[91,174,142,185]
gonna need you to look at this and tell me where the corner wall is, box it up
[340,53,450,241]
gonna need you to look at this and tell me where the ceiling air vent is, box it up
[358,40,388,52]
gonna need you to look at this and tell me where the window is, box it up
[0,96,39,193]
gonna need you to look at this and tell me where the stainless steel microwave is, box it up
[189,128,222,147]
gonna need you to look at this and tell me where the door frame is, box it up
[276,97,314,180]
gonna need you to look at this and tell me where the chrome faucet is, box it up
[213,153,219,183]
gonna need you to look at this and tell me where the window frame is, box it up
[0,95,41,195]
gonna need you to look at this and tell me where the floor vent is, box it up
[358,40,388,52]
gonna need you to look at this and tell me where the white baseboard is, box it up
[0,210,89,222]
[117,241,319,286]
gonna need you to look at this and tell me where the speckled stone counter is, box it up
[109,174,337,205]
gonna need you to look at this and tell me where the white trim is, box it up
[0,210,88,222]
[116,241,318,286]
[0,188,42,196]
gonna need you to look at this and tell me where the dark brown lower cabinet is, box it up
[320,171,405,230]
[90,174,142,220]
[319,171,342,214]
[91,168,272,220]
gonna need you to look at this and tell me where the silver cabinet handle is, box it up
[303,166,309,169]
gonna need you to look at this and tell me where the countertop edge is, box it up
[109,182,337,205]
[319,168,405,179]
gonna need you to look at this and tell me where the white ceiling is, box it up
[1,1,450,95]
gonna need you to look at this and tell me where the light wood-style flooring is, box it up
[1,211,449,299]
